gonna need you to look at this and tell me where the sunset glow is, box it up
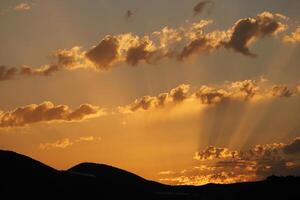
[1,0,300,186]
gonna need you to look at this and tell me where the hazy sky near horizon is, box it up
[1,0,300,185]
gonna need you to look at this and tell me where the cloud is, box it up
[0,65,18,81]
[20,65,60,76]
[0,12,291,81]
[193,1,213,16]
[283,26,300,43]
[224,12,288,56]
[229,80,259,100]
[120,80,300,113]
[169,84,191,103]
[85,36,120,69]
[158,170,176,175]
[85,30,178,69]
[195,85,228,104]
[193,146,238,161]
[39,138,73,150]
[283,137,300,154]
[20,46,85,76]
[270,85,293,97]
[178,30,227,60]
[159,170,255,185]
[119,84,191,113]
[195,140,298,179]
[125,10,133,19]
[0,101,105,128]
[125,38,157,66]
[159,137,300,185]
[39,136,101,150]
[14,3,31,11]
[178,36,215,60]
[297,83,300,93]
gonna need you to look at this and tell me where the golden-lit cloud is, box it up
[0,79,298,128]
[119,84,191,113]
[1,2,32,16]
[178,31,226,60]
[0,65,18,81]
[195,85,228,104]
[283,26,300,43]
[159,137,300,185]
[270,85,293,97]
[0,101,105,128]
[297,82,300,93]
[229,80,259,100]
[224,12,288,57]
[193,146,238,161]
[39,136,101,150]
[160,171,255,185]
[21,46,86,76]
[120,79,299,114]
[39,138,73,150]
[0,11,294,81]
[14,3,31,11]
[158,170,176,175]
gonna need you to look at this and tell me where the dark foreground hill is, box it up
[0,150,299,199]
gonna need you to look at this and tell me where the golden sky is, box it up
[1,0,300,185]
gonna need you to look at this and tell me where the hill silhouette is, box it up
[0,149,299,199]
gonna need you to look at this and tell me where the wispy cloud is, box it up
[39,136,101,150]
[14,3,31,11]
[0,2,32,16]
[0,65,18,81]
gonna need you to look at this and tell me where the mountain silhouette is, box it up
[1,149,299,199]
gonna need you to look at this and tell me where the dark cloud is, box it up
[85,36,120,70]
[125,41,154,66]
[0,65,18,81]
[193,1,212,16]
[283,137,300,154]
[0,101,105,128]
[224,12,287,56]
[178,29,227,60]
[178,37,214,60]
[125,10,133,19]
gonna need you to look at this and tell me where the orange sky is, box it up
[1,0,300,185]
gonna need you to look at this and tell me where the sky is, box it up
[1,0,300,185]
